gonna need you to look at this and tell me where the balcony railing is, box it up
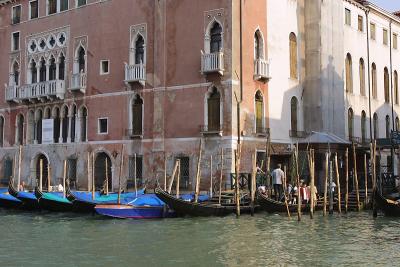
[289,130,308,138]
[201,52,224,75]
[69,72,87,93]
[254,59,271,81]
[125,63,146,86]
[5,80,65,103]
[200,124,223,136]
[125,129,143,139]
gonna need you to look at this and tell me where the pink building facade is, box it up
[0,0,270,191]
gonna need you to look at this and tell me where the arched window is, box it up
[207,87,221,131]
[35,110,42,144]
[16,114,24,145]
[78,47,86,73]
[94,152,112,191]
[345,53,353,93]
[135,35,145,65]
[289,33,298,79]
[348,108,354,139]
[62,106,69,143]
[39,58,46,82]
[0,116,4,147]
[210,22,222,53]
[290,97,298,133]
[373,113,379,139]
[13,61,19,86]
[131,96,143,135]
[44,107,51,119]
[384,67,390,103]
[71,105,77,142]
[3,157,13,185]
[80,106,88,142]
[394,71,399,105]
[359,58,365,96]
[255,91,263,133]
[386,115,391,138]
[31,60,37,84]
[361,111,366,143]
[396,117,400,131]
[59,54,65,80]
[372,63,377,99]
[49,56,56,81]
[254,30,264,60]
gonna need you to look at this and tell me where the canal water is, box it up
[0,210,399,267]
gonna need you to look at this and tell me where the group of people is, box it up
[258,164,319,205]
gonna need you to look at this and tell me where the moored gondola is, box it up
[155,187,251,217]
[8,178,40,210]
[0,191,22,209]
[373,189,400,217]
[34,187,73,212]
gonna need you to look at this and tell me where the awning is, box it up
[297,131,351,145]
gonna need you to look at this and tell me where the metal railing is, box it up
[201,52,224,75]
[254,59,271,80]
[125,63,146,85]
[5,80,65,102]
[69,72,87,92]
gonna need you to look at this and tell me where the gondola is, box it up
[154,187,251,217]
[0,191,22,209]
[8,179,40,210]
[257,190,322,213]
[34,187,73,212]
[373,189,400,217]
[66,187,146,213]
[94,194,169,219]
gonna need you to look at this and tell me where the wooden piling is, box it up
[323,152,328,216]
[372,141,377,217]
[105,158,109,195]
[218,148,224,205]
[194,138,203,203]
[134,153,137,197]
[294,145,301,221]
[234,150,241,217]
[87,152,91,193]
[118,145,125,204]
[47,165,51,192]
[92,153,95,200]
[364,153,368,206]
[63,160,67,198]
[13,152,17,189]
[283,165,291,218]
[17,145,22,192]
[250,150,257,216]
[308,149,315,219]
[164,155,167,191]
[353,145,360,211]
[345,148,349,213]
[210,155,213,198]
[176,160,181,198]
[39,159,43,192]
[168,160,179,194]
[334,153,341,213]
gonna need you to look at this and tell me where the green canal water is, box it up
[0,210,399,267]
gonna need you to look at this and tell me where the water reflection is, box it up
[0,210,399,266]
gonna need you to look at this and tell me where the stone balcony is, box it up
[69,72,87,93]
[254,59,271,81]
[5,80,65,103]
[124,63,146,86]
[201,52,224,75]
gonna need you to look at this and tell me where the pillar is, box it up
[67,114,72,143]
[59,117,64,143]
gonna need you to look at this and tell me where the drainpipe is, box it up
[389,20,395,173]
[365,10,373,140]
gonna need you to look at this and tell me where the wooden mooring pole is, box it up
[194,139,203,203]
[372,141,378,218]
[164,155,167,191]
[92,153,95,200]
[250,150,256,216]
[364,153,368,207]
[218,148,224,205]
[210,155,213,198]
[353,145,360,211]
[334,153,341,214]
[295,145,301,221]
[63,160,67,198]
[168,160,179,194]
[323,152,328,216]
[176,160,181,198]
[283,165,291,218]
[17,145,22,192]
[105,158,109,195]
[134,153,137,197]
[39,159,43,192]
[235,150,240,217]
[345,148,349,213]
[118,145,125,204]
[308,149,315,219]
[47,165,52,192]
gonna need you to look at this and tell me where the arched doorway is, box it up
[94,152,112,191]
[35,154,49,190]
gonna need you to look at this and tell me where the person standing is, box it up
[272,164,284,201]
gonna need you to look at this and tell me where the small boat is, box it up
[257,191,323,213]
[66,187,146,213]
[8,180,39,210]
[34,187,73,212]
[0,191,22,209]
[154,187,249,217]
[94,194,168,219]
[373,189,400,217]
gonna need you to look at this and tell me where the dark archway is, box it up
[94,152,112,191]
[35,154,49,190]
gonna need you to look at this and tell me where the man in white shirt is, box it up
[272,164,285,201]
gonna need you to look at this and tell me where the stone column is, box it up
[67,114,72,143]
[76,115,81,142]
[34,119,38,144]
[45,63,50,81]
[55,60,60,80]
[59,116,64,143]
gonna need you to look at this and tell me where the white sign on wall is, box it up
[42,119,54,144]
